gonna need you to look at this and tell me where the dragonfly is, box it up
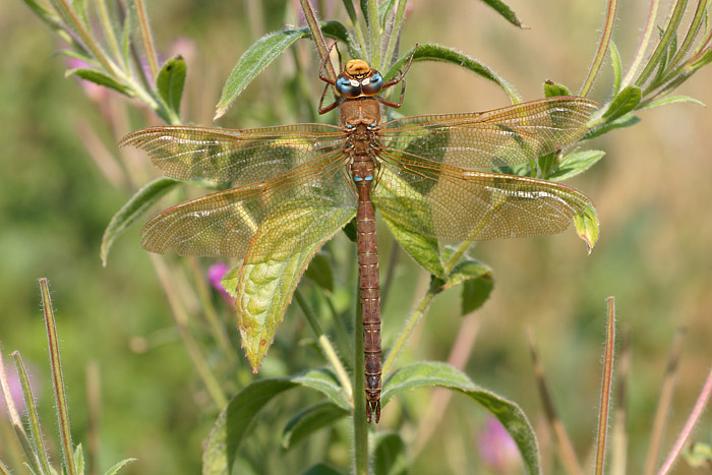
[121,57,598,423]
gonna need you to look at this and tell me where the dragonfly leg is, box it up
[318,42,338,86]
[318,81,342,114]
[376,91,405,109]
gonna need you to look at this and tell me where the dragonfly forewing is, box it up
[380,97,598,173]
[121,124,345,187]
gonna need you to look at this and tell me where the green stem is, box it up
[666,0,708,71]
[135,0,160,80]
[96,0,124,69]
[580,0,618,96]
[382,0,408,68]
[353,292,368,475]
[39,278,78,475]
[298,0,337,82]
[367,0,381,68]
[295,290,353,401]
[621,0,660,88]
[636,0,689,86]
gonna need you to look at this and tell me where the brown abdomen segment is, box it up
[356,184,382,423]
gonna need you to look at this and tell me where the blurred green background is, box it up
[1,1,711,473]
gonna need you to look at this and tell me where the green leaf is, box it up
[382,362,541,475]
[584,113,640,140]
[690,49,712,70]
[443,257,492,290]
[156,55,187,116]
[73,444,85,475]
[203,371,350,475]
[385,43,521,104]
[573,202,599,253]
[215,21,352,119]
[479,0,525,27]
[21,0,63,30]
[610,41,623,95]
[281,402,348,449]
[543,80,571,97]
[302,463,344,475]
[100,177,181,266]
[373,433,408,475]
[65,69,132,96]
[304,252,334,292]
[639,94,705,110]
[461,274,494,315]
[103,458,137,475]
[602,85,642,122]
[549,150,606,181]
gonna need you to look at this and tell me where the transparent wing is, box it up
[380,97,598,172]
[142,153,356,261]
[373,152,593,243]
[121,124,346,186]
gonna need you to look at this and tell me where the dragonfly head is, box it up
[336,59,385,98]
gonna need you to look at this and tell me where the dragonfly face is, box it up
[121,55,599,424]
[335,59,385,98]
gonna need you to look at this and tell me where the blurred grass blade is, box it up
[611,330,631,475]
[11,352,52,475]
[382,361,541,475]
[39,277,78,475]
[121,0,137,67]
[643,327,687,475]
[527,330,584,475]
[385,43,521,104]
[203,371,350,475]
[603,86,642,122]
[103,458,137,475]
[281,402,348,449]
[65,68,132,96]
[610,41,623,95]
[373,432,408,475]
[214,21,351,119]
[479,0,525,27]
[658,367,712,474]
[156,55,187,117]
[549,150,606,182]
[594,297,617,475]
[100,177,180,266]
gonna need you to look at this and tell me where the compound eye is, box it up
[336,76,361,97]
[362,72,384,95]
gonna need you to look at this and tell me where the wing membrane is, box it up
[381,97,598,172]
[142,153,356,261]
[121,124,346,186]
[373,152,593,243]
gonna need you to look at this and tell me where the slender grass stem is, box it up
[39,278,78,475]
[594,297,617,475]
[621,0,661,88]
[636,0,689,87]
[353,291,368,475]
[580,0,618,96]
[298,0,337,82]
[643,327,687,475]
[382,0,408,68]
[96,0,124,69]
[657,366,712,474]
[11,352,53,475]
[295,290,353,401]
[367,0,381,68]
[134,0,159,80]
[668,0,709,70]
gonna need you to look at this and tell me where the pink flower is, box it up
[208,262,235,306]
[478,417,521,473]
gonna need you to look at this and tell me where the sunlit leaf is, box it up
[66,68,132,96]
[281,401,348,449]
[549,150,605,181]
[203,371,350,475]
[215,21,353,119]
[602,85,642,122]
[382,362,540,475]
[156,55,187,116]
[573,202,599,253]
[385,43,521,104]
[543,80,571,98]
[479,0,525,27]
[100,177,181,266]
[610,41,623,95]
[373,432,408,475]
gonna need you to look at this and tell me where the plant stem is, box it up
[298,0,337,82]
[636,0,689,87]
[382,0,408,68]
[656,366,712,474]
[39,277,78,475]
[294,290,353,401]
[667,0,708,71]
[367,0,381,68]
[580,0,618,96]
[594,297,617,475]
[135,0,159,80]
[96,0,124,69]
[353,291,368,475]
[621,0,660,88]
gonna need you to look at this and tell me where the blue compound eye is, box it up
[364,175,374,181]
[362,72,384,95]
[336,75,361,97]
[353,176,363,182]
